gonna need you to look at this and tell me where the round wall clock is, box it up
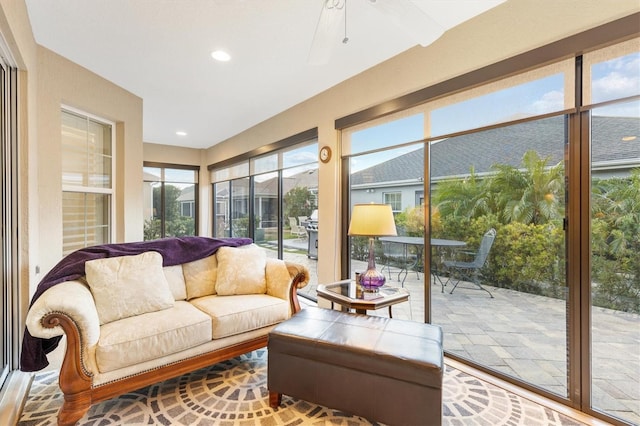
[319,146,332,163]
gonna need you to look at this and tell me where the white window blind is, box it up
[61,109,114,255]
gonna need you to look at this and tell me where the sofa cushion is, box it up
[96,301,212,373]
[164,264,187,301]
[190,294,289,339]
[215,245,267,295]
[85,252,174,325]
[182,254,218,300]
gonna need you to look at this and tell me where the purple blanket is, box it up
[20,236,252,372]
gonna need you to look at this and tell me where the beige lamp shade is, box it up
[348,204,398,237]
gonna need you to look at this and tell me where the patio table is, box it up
[379,236,466,289]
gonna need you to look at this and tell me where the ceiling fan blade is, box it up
[368,0,445,47]
[308,0,346,66]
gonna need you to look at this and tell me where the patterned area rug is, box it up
[19,349,584,425]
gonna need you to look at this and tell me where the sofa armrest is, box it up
[265,259,309,314]
[26,280,101,377]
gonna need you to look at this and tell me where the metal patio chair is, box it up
[443,228,496,298]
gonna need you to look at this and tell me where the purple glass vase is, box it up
[358,237,386,292]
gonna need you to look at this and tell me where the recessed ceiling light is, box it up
[621,136,637,142]
[211,50,231,62]
[176,131,187,136]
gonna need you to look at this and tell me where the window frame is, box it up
[143,162,199,240]
[61,106,115,255]
[383,192,402,212]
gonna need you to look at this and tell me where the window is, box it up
[210,131,318,300]
[143,164,198,240]
[61,109,113,256]
[383,192,402,212]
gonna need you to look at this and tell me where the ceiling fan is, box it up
[308,0,446,66]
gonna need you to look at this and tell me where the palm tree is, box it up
[490,150,564,225]
[432,166,493,220]
[591,169,640,312]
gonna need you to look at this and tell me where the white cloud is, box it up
[593,71,640,100]
[531,90,564,114]
[592,54,640,102]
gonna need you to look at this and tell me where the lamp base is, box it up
[359,268,386,292]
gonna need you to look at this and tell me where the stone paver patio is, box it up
[274,242,640,425]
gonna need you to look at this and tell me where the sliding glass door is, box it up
[340,36,640,424]
[589,101,639,425]
[430,115,568,397]
[0,45,18,381]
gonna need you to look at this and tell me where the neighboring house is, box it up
[176,185,196,218]
[215,168,319,230]
[350,115,640,211]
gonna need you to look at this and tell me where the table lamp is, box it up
[348,203,397,291]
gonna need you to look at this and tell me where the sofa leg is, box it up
[58,392,91,426]
[269,391,282,408]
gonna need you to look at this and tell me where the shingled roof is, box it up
[351,115,639,185]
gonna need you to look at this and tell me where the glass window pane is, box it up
[212,162,249,182]
[349,144,424,318]
[383,192,402,212]
[63,192,110,256]
[431,74,565,137]
[62,111,88,187]
[282,164,318,300]
[591,51,640,104]
[348,114,424,155]
[87,152,111,188]
[164,183,195,237]
[283,142,318,168]
[230,178,250,237]
[253,171,278,244]
[213,182,229,238]
[165,168,197,183]
[143,167,161,182]
[590,100,640,424]
[252,153,278,175]
[62,111,112,189]
[89,118,111,157]
[143,181,161,240]
[430,115,568,397]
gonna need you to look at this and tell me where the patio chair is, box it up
[443,228,496,298]
[381,239,420,287]
[288,217,307,239]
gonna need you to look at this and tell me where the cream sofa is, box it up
[23,239,309,426]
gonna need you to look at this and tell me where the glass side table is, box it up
[316,280,410,318]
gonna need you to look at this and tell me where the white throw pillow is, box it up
[215,245,267,295]
[182,254,218,300]
[85,251,175,325]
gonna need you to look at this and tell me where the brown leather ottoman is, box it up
[268,307,443,426]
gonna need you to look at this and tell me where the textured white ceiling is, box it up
[25,0,505,149]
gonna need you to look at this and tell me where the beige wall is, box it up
[36,47,143,288]
[0,0,144,309]
[204,0,640,284]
